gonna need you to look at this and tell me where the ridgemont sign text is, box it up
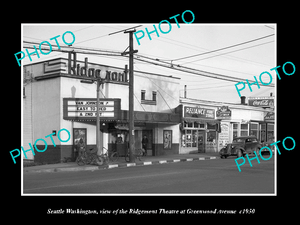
[68,52,129,84]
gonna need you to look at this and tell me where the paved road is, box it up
[23,156,274,194]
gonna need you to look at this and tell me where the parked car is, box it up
[219,136,265,158]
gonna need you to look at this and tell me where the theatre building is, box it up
[23,53,181,163]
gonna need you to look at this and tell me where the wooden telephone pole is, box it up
[109,25,140,163]
[123,30,138,162]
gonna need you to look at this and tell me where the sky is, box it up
[22,23,276,103]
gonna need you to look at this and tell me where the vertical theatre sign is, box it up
[63,98,121,120]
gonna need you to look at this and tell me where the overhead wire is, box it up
[181,40,274,65]
[171,34,274,62]
[157,36,273,68]
[133,54,275,87]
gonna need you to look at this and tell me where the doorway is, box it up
[142,130,153,156]
[198,130,205,153]
[73,128,87,161]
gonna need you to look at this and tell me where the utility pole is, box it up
[96,78,101,156]
[122,29,138,162]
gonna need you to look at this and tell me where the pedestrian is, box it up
[142,135,148,156]
[77,138,85,157]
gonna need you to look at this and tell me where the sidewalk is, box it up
[23,152,220,173]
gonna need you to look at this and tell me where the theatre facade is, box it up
[23,53,181,163]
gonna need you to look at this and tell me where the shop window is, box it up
[206,131,217,152]
[192,130,197,147]
[207,123,216,130]
[250,123,259,138]
[241,123,249,136]
[185,130,193,147]
[184,121,193,128]
[233,123,239,138]
[260,124,266,143]
[267,123,274,144]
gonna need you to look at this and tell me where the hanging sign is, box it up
[216,106,231,119]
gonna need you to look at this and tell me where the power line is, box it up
[133,55,275,87]
[154,36,273,68]
[181,40,274,65]
[172,34,274,62]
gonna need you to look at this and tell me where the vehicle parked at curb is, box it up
[219,136,265,158]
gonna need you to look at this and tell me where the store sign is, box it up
[218,122,230,148]
[216,106,231,119]
[184,106,215,119]
[248,97,274,107]
[63,98,121,120]
[265,111,275,121]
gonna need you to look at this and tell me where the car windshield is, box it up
[233,138,244,143]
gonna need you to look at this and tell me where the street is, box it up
[23,156,274,194]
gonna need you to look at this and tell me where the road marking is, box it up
[126,163,136,167]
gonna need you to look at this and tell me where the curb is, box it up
[105,156,217,169]
[24,156,217,173]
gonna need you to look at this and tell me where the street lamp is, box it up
[80,69,106,160]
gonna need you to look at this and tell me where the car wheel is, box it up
[237,149,242,158]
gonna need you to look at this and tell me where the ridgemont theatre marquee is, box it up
[63,98,121,121]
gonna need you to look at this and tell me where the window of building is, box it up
[181,122,206,148]
[233,123,239,138]
[141,90,145,100]
[207,123,216,130]
[241,123,249,136]
[152,91,157,101]
[267,123,274,144]
[250,122,259,138]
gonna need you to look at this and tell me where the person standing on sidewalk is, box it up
[77,138,86,157]
[142,135,148,156]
